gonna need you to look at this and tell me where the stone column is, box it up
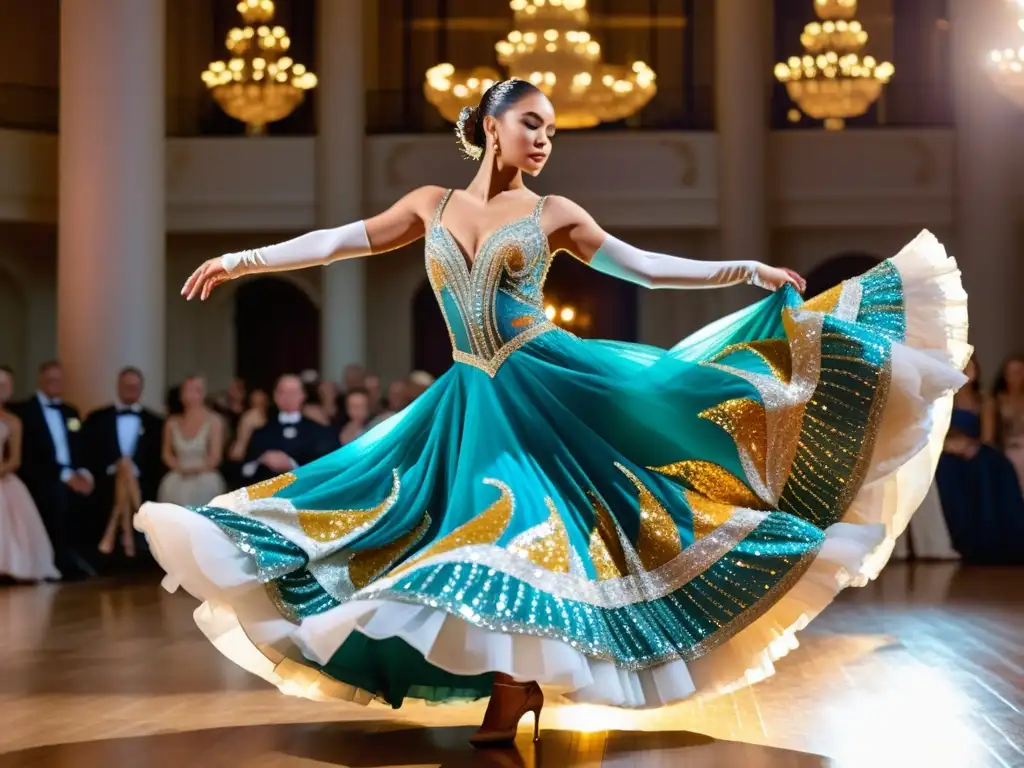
[317,0,366,383]
[58,0,166,411]
[715,0,771,308]
[950,0,1019,373]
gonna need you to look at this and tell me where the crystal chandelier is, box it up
[201,0,317,135]
[774,0,894,130]
[986,1,1024,109]
[424,0,656,130]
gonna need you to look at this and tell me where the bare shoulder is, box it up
[541,195,588,222]
[1,410,22,432]
[541,195,604,259]
[402,185,449,217]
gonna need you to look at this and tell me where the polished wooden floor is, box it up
[1,563,1022,767]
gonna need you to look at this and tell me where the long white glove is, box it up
[220,221,372,276]
[590,234,770,290]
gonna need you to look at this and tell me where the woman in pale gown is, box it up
[994,356,1024,487]
[0,366,60,581]
[156,376,226,507]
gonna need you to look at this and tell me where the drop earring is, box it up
[492,134,501,157]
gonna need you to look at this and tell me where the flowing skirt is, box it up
[136,230,969,708]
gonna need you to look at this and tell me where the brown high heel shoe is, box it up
[469,678,544,749]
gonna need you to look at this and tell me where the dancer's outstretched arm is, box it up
[182,185,448,300]
[544,196,805,293]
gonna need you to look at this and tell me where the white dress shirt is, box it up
[36,392,90,483]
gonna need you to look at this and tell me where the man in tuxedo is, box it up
[12,361,95,580]
[83,367,165,567]
[242,374,338,484]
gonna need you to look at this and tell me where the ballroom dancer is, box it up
[136,79,969,747]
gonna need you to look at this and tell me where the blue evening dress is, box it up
[936,407,1024,564]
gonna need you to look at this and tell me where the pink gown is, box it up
[0,418,60,581]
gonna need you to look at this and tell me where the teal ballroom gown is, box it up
[136,193,970,708]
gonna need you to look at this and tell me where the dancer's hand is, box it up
[182,258,230,301]
[753,265,806,294]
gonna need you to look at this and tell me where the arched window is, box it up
[234,277,320,391]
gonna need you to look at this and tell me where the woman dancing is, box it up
[136,79,969,747]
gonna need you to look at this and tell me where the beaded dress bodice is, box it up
[424,189,556,377]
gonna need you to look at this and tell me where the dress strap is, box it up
[531,195,548,221]
[431,189,454,229]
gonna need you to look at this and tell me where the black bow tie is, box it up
[117,407,139,416]
[45,402,62,410]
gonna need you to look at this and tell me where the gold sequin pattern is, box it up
[452,320,558,378]
[684,490,737,539]
[245,472,297,501]
[651,460,766,509]
[389,478,514,577]
[699,398,768,486]
[710,339,793,383]
[615,463,682,572]
[427,257,447,291]
[707,308,825,504]
[349,513,432,590]
[499,241,527,275]
[587,491,631,580]
[508,498,571,573]
[588,528,624,581]
[296,469,400,543]
[802,283,844,314]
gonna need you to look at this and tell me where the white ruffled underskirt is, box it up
[135,229,969,708]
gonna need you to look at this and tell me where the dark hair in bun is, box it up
[454,78,543,160]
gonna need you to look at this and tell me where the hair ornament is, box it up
[455,106,483,161]
[489,77,521,105]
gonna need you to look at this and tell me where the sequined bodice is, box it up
[425,190,556,377]
[172,420,211,471]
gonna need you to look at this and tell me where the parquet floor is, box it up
[1,562,1022,767]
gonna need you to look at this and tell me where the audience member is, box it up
[157,376,226,507]
[339,387,372,445]
[0,366,60,582]
[83,367,165,563]
[10,362,94,580]
[241,374,338,484]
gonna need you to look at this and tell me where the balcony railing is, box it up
[0,80,953,136]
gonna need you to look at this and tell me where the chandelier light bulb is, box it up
[985,2,1024,109]
[424,0,657,130]
[202,0,316,135]
[775,0,893,129]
